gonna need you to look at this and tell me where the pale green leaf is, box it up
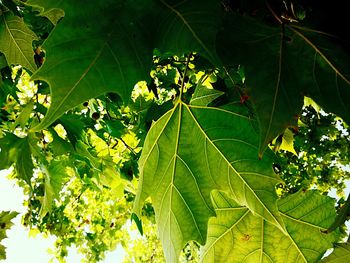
[321,243,350,262]
[0,10,37,72]
[279,128,297,155]
[134,102,283,262]
[201,191,339,263]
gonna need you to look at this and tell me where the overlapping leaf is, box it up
[0,211,18,260]
[0,10,37,71]
[201,190,339,263]
[190,83,224,106]
[133,102,283,262]
[28,0,220,131]
[0,133,34,186]
[26,0,64,25]
[321,243,350,262]
[40,160,69,217]
[217,14,350,153]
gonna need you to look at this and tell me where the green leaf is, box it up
[29,0,221,131]
[201,190,339,263]
[14,101,34,129]
[0,10,37,72]
[29,0,154,131]
[154,0,220,63]
[190,83,224,106]
[49,128,74,156]
[0,133,34,186]
[134,102,283,262]
[0,211,19,260]
[217,14,350,154]
[15,137,35,187]
[105,119,124,138]
[0,52,7,68]
[26,0,64,25]
[279,128,297,155]
[0,133,20,169]
[321,243,350,262]
[40,161,69,217]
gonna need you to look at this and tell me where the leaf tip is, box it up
[131,213,143,236]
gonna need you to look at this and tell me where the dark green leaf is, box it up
[0,133,20,169]
[218,14,350,154]
[28,0,221,131]
[15,137,34,186]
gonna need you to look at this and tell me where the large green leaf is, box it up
[201,190,339,263]
[217,14,350,153]
[0,10,37,72]
[29,0,220,131]
[0,211,19,260]
[321,243,350,262]
[133,101,283,262]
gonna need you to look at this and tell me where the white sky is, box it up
[0,169,126,263]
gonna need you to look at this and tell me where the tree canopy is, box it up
[0,0,350,262]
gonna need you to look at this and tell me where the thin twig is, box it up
[119,137,137,155]
[179,53,192,100]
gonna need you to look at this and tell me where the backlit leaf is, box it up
[0,133,34,186]
[28,0,220,131]
[190,83,224,106]
[321,243,350,262]
[201,190,339,263]
[0,10,37,72]
[217,14,350,154]
[134,102,283,262]
[40,161,69,217]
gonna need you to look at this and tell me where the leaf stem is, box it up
[179,53,192,101]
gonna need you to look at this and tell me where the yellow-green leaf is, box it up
[134,102,283,262]
[201,190,339,263]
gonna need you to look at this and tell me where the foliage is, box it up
[0,211,18,260]
[276,100,350,197]
[0,0,350,262]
